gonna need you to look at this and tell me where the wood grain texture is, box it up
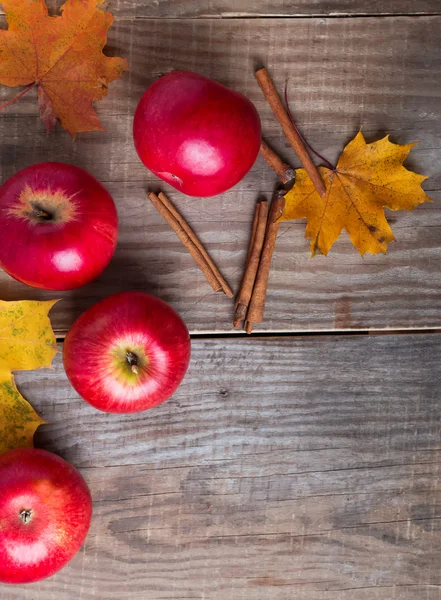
[0,16,440,334]
[6,0,440,18]
[116,1,441,18]
[1,333,440,598]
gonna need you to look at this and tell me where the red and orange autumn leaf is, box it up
[0,0,128,136]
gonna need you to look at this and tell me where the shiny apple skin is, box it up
[133,70,262,197]
[0,448,92,585]
[0,162,118,290]
[63,291,191,414]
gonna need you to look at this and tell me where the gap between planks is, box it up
[110,13,441,21]
[2,12,438,20]
[54,326,441,343]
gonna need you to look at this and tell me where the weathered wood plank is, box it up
[1,333,440,598]
[5,0,440,18]
[117,0,441,18]
[0,16,440,334]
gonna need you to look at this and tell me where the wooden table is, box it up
[1,1,440,598]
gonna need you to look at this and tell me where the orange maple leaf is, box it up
[281,131,433,256]
[0,0,128,136]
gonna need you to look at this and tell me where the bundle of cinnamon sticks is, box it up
[234,191,285,333]
[230,66,326,332]
[147,191,233,299]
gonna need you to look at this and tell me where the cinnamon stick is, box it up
[255,67,326,198]
[246,191,285,333]
[235,202,261,312]
[260,140,294,185]
[157,192,233,298]
[246,202,261,269]
[233,201,269,328]
[148,192,233,298]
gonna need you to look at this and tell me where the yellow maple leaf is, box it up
[0,299,58,453]
[0,0,128,136]
[0,366,45,454]
[281,131,432,256]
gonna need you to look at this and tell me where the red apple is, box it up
[0,448,92,584]
[63,291,191,413]
[0,162,118,290]
[133,70,261,197]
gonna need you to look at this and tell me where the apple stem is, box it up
[126,351,139,375]
[30,201,53,221]
[20,509,32,524]
[0,82,36,112]
[35,209,50,219]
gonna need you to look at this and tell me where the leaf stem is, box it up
[284,80,335,171]
[0,82,36,112]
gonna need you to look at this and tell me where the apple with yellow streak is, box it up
[0,162,118,290]
[63,292,191,413]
